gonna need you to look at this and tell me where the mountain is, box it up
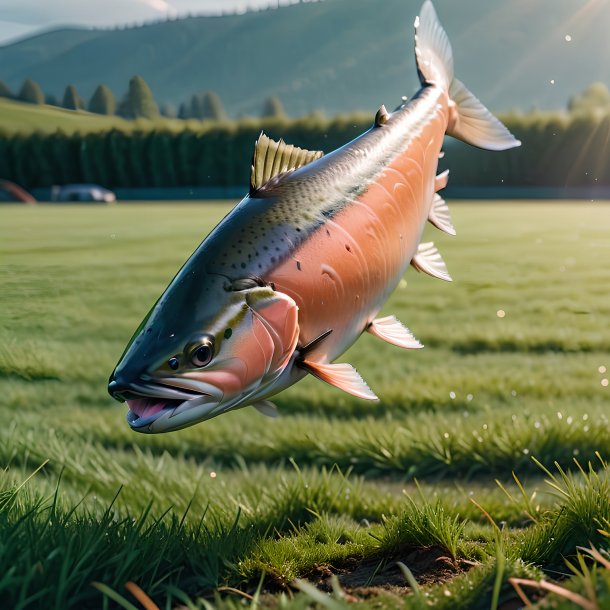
[0,0,607,118]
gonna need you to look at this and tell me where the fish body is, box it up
[109,1,520,432]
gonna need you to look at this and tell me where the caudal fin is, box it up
[415,1,521,151]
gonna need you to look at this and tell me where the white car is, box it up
[53,184,116,203]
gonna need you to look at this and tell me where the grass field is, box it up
[0,98,198,134]
[1,201,610,609]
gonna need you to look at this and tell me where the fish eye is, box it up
[191,336,215,368]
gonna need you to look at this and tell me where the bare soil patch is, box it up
[313,545,471,598]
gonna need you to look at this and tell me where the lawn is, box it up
[0,98,193,134]
[1,201,609,609]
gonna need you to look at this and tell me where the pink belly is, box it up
[269,108,447,363]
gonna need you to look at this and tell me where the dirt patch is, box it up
[312,545,471,598]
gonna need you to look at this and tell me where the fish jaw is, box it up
[125,382,224,433]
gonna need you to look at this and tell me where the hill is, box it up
[0,98,132,134]
[0,0,608,117]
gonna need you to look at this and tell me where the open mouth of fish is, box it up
[126,397,186,426]
[122,380,220,431]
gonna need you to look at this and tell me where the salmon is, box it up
[108,1,520,432]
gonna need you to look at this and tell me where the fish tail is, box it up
[414,1,521,151]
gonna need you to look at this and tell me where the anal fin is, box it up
[411,241,452,282]
[298,360,378,400]
[435,169,449,192]
[428,193,456,236]
[367,316,423,349]
[253,400,279,418]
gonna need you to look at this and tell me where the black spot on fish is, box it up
[241,263,246,269]
[224,328,233,339]
[296,261,302,271]
[345,244,351,252]
[271,256,277,263]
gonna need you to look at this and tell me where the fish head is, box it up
[108,281,299,433]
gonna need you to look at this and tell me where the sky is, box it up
[0,0,293,44]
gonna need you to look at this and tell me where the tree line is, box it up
[0,76,287,120]
[1,99,610,191]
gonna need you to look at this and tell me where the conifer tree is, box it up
[118,75,159,119]
[189,93,203,119]
[201,91,225,120]
[63,84,85,110]
[178,101,189,119]
[568,82,610,114]
[261,95,285,119]
[89,84,116,115]
[0,81,13,99]
[18,79,44,104]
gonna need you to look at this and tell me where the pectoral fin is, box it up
[411,241,452,282]
[298,360,378,400]
[435,169,449,192]
[428,193,456,236]
[367,316,423,349]
[253,400,279,418]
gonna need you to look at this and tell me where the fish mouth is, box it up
[126,397,186,428]
[122,379,223,433]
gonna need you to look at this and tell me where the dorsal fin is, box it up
[250,132,324,194]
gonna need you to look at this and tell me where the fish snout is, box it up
[108,374,141,403]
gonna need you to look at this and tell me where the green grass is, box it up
[1,201,610,609]
[0,98,197,134]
